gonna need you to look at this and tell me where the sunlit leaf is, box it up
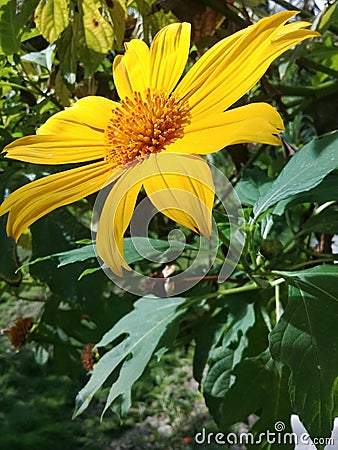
[79,0,114,54]
[34,0,70,44]
[0,0,20,54]
[272,174,338,216]
[318,2,338,33]
[254,132,338,219]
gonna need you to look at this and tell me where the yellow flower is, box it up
[0,11,318,276]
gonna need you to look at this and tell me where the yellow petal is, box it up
[167,103,284,154]
[3,96,118,164]
[174,11,319,116]
[3,135,105,164]
[0,162,116,241]
[143,153,214,237]
[113,54,133,99]
[38,96,116,134]
[149,22,191,93]
[96,164,143,276]
[123,40,150,96]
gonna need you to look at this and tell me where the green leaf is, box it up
[235,168,273,206]
[23,236,196,271]
[104,0,127,50]
[16,0,40,30]
[57,22,78,85]
[272,174,338,216]
[29,207,94,297]
[0,168,32,284]
[253,132,338,219]
[133,0,177,44]
[0,217,21,285]
[34,0,70,43]
[219,352,294,450]
[124,236,197,264]
[270,266,338,442]
[76,0,117,75]
[302,206,338,234]
[318,2,338,33]
[78,266,101,280]
[0,0,20,54]
[74,296,187,417]
[202,293,268,422]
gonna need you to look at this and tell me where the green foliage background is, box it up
[0,0,338,449]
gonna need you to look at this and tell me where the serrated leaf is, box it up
[202,294,260,422]
[270,266,338,442]
[34,0,70,43]
[74,296,187,417]
[219,352,294,450]
[0,0,20,54]
[254,132,338,219]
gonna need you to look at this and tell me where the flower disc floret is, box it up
[104,88,191,167]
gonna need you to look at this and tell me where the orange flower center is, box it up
[105,89,190,167]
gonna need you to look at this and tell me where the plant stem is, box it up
[288,258,337,270]
[275,81,338,99]
[197,277,285,300]
[275,283,282,322]
[297,57,338,79]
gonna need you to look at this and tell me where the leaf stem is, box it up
[198,277,285,300]
[275,283,282,322]
[288,258,337,270]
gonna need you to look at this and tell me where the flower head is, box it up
[5,317,34,350]
[0,12,318,275]
[81,343,97,372]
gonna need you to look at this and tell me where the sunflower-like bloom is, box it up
[0,12,318,275]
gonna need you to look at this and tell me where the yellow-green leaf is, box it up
[34,0,70,44]
[80,0,114,54]
[0,0,20,54]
